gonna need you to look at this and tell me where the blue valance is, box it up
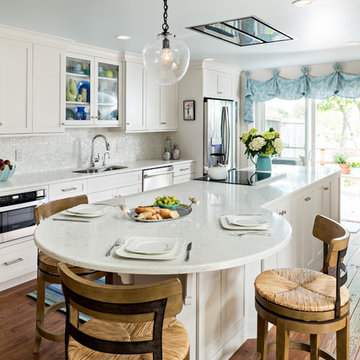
[244,64,360,123]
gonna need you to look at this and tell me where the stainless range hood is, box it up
[188,16,293,47]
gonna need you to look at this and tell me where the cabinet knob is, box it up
[278,210,287,216]
[0,122,3,126]
[304,196,311,202]
[217,91,223,95]
[126,122,130,125]
[91,116,95,119]
[323,186,329,191]
[61,122,65,126]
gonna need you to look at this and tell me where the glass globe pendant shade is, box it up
[143,33,190,86]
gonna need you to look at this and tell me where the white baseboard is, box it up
[0,271,37,292]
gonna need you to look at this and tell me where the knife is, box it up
[53,218,90,223]
[185,242,192,262]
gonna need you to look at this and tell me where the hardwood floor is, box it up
[1,232,360,360]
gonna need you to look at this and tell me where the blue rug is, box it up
[27,278,105,322]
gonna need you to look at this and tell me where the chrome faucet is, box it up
[90,134,110,168]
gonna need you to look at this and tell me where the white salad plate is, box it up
[125,237,177,255]
[227,215,267,227]
[220,215,269,231]
[63,204,111,218]
[116,239,184,260]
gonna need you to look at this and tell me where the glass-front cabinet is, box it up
[65,54,120,127]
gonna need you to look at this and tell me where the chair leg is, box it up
[257,314,268,359]
[310,334,319,360]
[33,274,45,354]
[276,320,289,360]
[336,316,349,360]
[105,273,114,284]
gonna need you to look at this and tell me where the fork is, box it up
[105,238,123,257]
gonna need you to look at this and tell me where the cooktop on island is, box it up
[194,169,286,186]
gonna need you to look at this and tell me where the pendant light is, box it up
[143,0,190,86]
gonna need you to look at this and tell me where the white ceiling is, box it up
[0,0,359,70]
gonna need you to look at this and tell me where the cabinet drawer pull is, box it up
[4,257,23,266]
[278,210,287,216]
[161,122,167,125]
[179,168,188,172]
[61,187,77,192]
[304,196,311,202]
[126,122,130,125]
[217,91,223,95]
[323,186,329,191]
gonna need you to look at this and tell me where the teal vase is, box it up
[251,154,272,171]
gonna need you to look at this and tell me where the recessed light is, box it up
[116,35,131,40]
[292,0,315,6]
[346,41,360,46]
[204,58,214,61]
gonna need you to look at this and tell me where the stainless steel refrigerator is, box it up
[203,98,238,173]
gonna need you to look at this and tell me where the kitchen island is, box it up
[34,165,341,360]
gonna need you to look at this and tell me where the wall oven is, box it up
[0,189,47,244]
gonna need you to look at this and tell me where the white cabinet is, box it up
[65,53,121,128]
[48,179,87,201]
[125,61,145,131]
[203,69,234,99]
[125,57,178,132]
[173,162,195,184]
[87,171,142,203]
[0,38,32,134]
[265,173,341,271]
[33,44,65,133]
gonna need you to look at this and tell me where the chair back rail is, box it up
[35,194,88,224]
[313,215,350,318]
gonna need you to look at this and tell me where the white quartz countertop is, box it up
[34,165,339,275]
[0,159,193,193]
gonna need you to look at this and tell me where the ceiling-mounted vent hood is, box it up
[188,16,293,47]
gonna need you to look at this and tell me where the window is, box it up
[256,98,307,162]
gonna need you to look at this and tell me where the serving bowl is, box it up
[158,203,180,210]
[0,164,16,182]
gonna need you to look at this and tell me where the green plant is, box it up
[241,128,283,158]
[332,152,349,164]
[348,162,360,168]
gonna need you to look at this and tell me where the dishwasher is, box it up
[142,166,174,192]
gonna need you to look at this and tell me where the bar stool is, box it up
[254,214,350,360]
[33,195,112,354]
[58,262,190,360]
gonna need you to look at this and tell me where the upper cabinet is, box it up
[33,44,65,133]
[203,69,235,100]
[125,54,178,133]
[0,38,33,134]
[65,53,120,128]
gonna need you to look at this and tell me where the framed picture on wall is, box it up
[183,100,195,120]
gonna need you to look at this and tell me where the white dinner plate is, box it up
[227,215,267,227]
[62,205,111,218]
[67,204,108,215]
[125,237,177,255]
[220,215,269,231]
[115,239,184,260]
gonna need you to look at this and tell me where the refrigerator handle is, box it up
[222,107,230,165]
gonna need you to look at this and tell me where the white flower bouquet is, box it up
[241,128,284,158]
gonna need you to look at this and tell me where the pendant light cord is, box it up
[161,0,169,35]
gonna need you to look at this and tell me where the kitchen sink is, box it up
[73,165,128,174]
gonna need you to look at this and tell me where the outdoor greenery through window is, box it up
[263,98,306,160]
[316,96,360,166]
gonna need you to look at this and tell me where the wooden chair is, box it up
[58,262,190,360]
[33,195,112,354]
[254,214,350,360]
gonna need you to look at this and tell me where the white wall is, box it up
[0,129,168,174]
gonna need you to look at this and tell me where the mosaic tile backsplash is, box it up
[0,129,168,174]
